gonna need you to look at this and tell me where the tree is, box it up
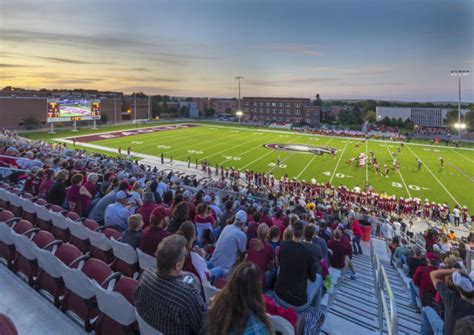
[100,113,108,124]
[179,105,190,117]
[23,117,40,130]
[204,108,215,117]
[404,118,415,130]
[465,110,474,130]
[444,109,462,125]
[364,110,376,123]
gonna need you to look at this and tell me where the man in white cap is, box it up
[104,190,132,231]
[209,210,248,275]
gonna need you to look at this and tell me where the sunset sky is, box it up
[1,0,473,101]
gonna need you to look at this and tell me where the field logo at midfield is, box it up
[264,143,336,155]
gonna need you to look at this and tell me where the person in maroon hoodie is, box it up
[139,206,172,256]
[351,219,363,255]
[328,229,354,274]
[410,252,440,310]
[136,192,159,228]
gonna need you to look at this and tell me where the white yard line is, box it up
[385,144,412,198]
[219,134,275,164]
[240,137,301,170]
[406,145,461,206]
[200,133,275,161]
[296,136,335,179]
[450,148,474,164]
[329,141,349,184]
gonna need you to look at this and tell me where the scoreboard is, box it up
[47,98,101,123]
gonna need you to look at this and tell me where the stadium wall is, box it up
[0,96,47,129]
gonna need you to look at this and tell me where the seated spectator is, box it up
[46,169,69,206]
[104,190,132,231]
[247,211,262,240]
[38,168,55,199]
[194,203,216,246]
[66,173,92,216]
[120,214,143,248]
[210,210,247,275]
[177,221,223,284]
[218,200,235,232]
[407,247,427,278]
[420,269,474,335]
[140,206,172,256]
[275,220,322,317]
[247,223,274,290]
[89,180,129,225]
[83,173,99,201]
[129,181,144,212]
[269,226,280,251]
[410,252,440,310]
[204,262,272,335]
[135,235,207,334]
[168,201,190,233]
[135,192,158,228]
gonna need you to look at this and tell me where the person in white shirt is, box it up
[381,220,395,240]
[453,205,461,227]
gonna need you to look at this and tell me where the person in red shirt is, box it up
[136,192,159,228]
[328,229,353,271]
[412,252,440,308]
[351,219,363,255]
[247,223,274,291]
[139,206,172,256]
[247,211,262,240]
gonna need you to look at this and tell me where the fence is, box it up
[371,242,398,335]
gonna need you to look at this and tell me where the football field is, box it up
[69,123,474,209]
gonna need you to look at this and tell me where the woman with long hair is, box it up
[204,262,272,335]
[168,201,190,233]
[247,223,274,290]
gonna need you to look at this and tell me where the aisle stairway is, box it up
[321,242,421,335]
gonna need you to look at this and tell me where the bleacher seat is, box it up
[110,238,139,278]
[136,248,156,273]
[268,314,294,335]
[67,220,90,253]
[36,242,84,307]
[0,313,18,335]
[135,310,163,335]
[50,212,70,242]
[83,219,99,231]
[12,230,55,285]
[94,275,139,335]
[61,257,117,331]
[87,229,114,263]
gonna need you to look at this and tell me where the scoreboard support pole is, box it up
[92,119,98,130]
[72,121,78,132]
[48,123,56,134]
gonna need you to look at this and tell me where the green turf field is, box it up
[81,123,474,209]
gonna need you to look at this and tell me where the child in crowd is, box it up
[121,214,143,248]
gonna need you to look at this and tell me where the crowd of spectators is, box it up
[0,129,473,334]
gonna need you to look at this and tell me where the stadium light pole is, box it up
[133,93,137,123]
[235,76,244,111]
[450,70,470,138]
[114,94,117,124]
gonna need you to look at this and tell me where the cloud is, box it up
[308,66,394,76]
[246,77,338,87]
[0,63,40,68]
[34,56,112,65]
[259,43,322,57]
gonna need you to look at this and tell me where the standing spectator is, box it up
[351,219,363,255]
[121,214,143,248]
[139,207,172,256]
[135,235,207,334]
[135,192,159,228]
[129,181,144,212]
[453,205,461,227]
[204,262,272,335]
[312,225,329,266]
[275,220,321,314]
[303,224,324,276]
[247,223,274,290]
[104,190,132,231]
[328,229,353,270]
[168,201,190,233]
[46,169,69,207]
[210,210,247,275]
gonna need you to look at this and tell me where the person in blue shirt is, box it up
[104,190,132,231]
[204,262,272,335]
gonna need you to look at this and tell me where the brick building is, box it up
[211,98,238,115]
[243,97,320,127]
[0,90,150,129]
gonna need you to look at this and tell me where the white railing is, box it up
[467,249,474,273]
[371,243,398,335]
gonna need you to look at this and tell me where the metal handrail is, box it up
[467,249,474,273]
[371,242,398,335]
